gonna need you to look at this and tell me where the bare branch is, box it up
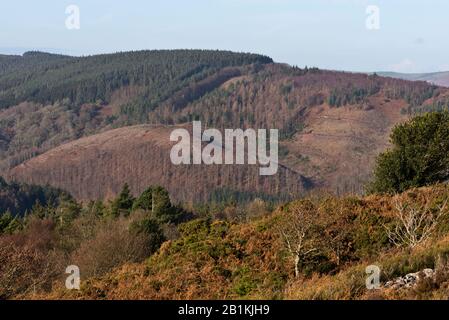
[385,197,448,248]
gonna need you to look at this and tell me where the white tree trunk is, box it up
[294,255,300,278]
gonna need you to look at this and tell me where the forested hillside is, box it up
[3,50,449,202]
[8,124,310,203]
[0,176,69,217]
[0,50,272,171]
[3,49,449,300]
[152,65,440,131]
[0,50,272,111]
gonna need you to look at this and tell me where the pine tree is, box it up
[132,187,153,211]
[152,186,172,219]
[110,183,135,217]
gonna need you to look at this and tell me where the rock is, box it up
[384,269,435,289]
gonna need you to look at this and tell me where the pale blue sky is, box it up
[1,0,448,72]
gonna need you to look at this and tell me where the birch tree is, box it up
[278,203,321,277]
[386,197,448,248]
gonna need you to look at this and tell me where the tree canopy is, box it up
[369,111,449,194]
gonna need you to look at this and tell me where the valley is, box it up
[1,51,448,202]
[3,50,449,301]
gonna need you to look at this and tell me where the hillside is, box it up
[378,71,449,88]
[8,124,309,203]
[4,108,449,300]
[0,177,69,217]
[18,184,449,300]
[3,50,449,201]
[0,50,272,172]
[0,50,272,110]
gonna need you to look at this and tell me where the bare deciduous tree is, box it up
[277,204,321,277]
[386,197,448,248]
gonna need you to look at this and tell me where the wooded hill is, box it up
[0,50,272,111]
[2,50,449,202]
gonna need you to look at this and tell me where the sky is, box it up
[1,0,448,73]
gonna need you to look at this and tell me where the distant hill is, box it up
[0,50,272,172]
[0,50,272,110]
[8,124,310,203]
[377,71,449,87]
[3,50,449,201]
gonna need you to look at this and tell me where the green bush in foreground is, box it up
[370,111,449,194]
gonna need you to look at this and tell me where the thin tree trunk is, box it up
[294,255,300,278]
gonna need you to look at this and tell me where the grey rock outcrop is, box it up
[384,269,435,289]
